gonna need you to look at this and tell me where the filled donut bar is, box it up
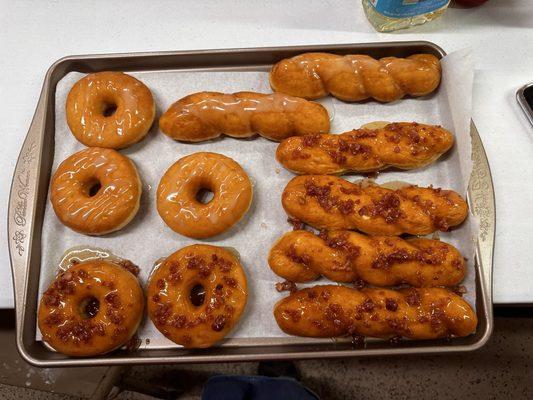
[274,285,477,340]
[282,175,468,236]
[270,53,441,102]
[268,230,466,286]
[276,122,454,175]
[159,91,330,142]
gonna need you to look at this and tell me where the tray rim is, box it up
[7,40,495,367]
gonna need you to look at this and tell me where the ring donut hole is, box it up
[101,99,118,118]
[189,283,206,307]
[195,187,215,204]
[82,178,102,198]
[78,296,100,319]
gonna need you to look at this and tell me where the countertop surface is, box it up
[1,0,533,307]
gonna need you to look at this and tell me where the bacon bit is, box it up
[154,303,172,326]
[352,278,365,289]
[388,336,403,346]
[223,277,238,288]
[125,336,142,351]
[324,303,343,323]
[385,298,398,311]
[307,290,318,299]
[56,320,105,344]
[43,289,61,307]
[405,290,421,307]
[433,216,450,231]
[171,315,187,328]
[351,334,365,348]
[156,279,166,290]
[452,285,467,296]
[106,309,124,325]
[324,232,361,260]
[211,254,233,272]
[286,245,311,266]
[452,259,465,271]
[287,217,305,230]
[360,298,375,312]
[152,294,160,303]
[327,150,347,165]
[339,186,362,195]
[187,256,204,270]
[275,280,297,293]
[44,313,64,326]
[302,134,321,147]
[349,129,378,139]
[321,289,331,300]
[104,292,121,308]
[291,149,310,160]
[211,315,226,332]
[117,259,140,277]
[393,146,401,153]
[337,199,355,215]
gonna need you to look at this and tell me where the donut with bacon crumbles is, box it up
[38,260,144,357]
[147,244,248,348]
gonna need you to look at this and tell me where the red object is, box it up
[454,0,488,6]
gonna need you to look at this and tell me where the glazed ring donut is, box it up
[50,147,141,235]
[274,285,477,340]
[147,244,248,348]
[38,260,144,357]
[157,152,253,239]
[66,71,155,149]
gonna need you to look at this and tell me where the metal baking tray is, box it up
[8,41,495,367]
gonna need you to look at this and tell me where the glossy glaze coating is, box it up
[276,122,454,175]
[66,71,155,149]
[147,245,248,348]
[50,147,141,235]
[269,230,465,286]
[274,285,477,339]
[157,152,253,239]
[38,260,144,357]
[270,53,441,102]
[282,176,468,236]
[159,91,330,142]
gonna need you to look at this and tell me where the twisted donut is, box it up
[274,285,477,340]
[276,122,454,175]
[282,176,468,236]
[268,230,466,286]
[159,91,330,142]
[270,53,441,102]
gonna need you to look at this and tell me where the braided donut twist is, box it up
[268,230,466,286]
[282,176,468,236]
[276,122,454,175]
[270,53,441,102]
[274,285,477,340]
[159,91,330,142]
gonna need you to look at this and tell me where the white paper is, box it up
[38,49,477,347]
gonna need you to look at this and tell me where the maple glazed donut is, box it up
[157,152,253,239]
[66,71,155,149]
[38,260,144,357]
[147,244,248,348]
[50,147,141,235]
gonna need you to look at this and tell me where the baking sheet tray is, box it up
[8,42,494,366]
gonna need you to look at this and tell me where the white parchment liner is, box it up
[38,49,477,347]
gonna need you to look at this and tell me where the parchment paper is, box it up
[38,49,477,347]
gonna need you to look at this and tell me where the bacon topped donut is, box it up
[268,230,466,286]
[274,285,477,340]
[147,245,248,348]
[276,122,454,175]
[282,175,468,236]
